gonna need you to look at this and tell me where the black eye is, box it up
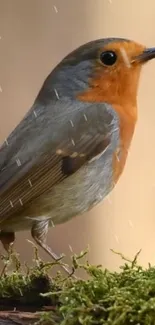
[100,51,117,66]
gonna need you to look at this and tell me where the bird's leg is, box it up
[31,220,75,277]
[0,231,15,254]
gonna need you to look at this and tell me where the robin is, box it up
[0,37,154,274]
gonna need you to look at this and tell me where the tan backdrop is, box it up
[0,0,155,273]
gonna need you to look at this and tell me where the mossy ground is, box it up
[0,247,155,325]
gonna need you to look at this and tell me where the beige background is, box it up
[0,0,155,274]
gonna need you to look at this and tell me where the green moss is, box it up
[1,247,155,324]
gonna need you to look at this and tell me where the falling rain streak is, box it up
[54,88,59,99]
[16,158,22,166]
[120,47,131,68]
[53,5,58,13]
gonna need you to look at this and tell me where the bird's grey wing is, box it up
[0,97,119,220]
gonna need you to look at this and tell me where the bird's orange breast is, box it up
[77,58,139,185]
[112,103,137,184]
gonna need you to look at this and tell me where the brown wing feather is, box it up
[0,133,110,220]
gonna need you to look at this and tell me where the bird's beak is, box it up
[133,47,155,64]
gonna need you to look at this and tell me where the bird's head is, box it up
[38,38,155,120]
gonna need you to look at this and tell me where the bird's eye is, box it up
[100,51,117,66]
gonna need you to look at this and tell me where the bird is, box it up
[0,37,154,274]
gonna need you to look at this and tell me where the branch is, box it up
[0,311,41,325]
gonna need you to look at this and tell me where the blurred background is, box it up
[0,0,155,274]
